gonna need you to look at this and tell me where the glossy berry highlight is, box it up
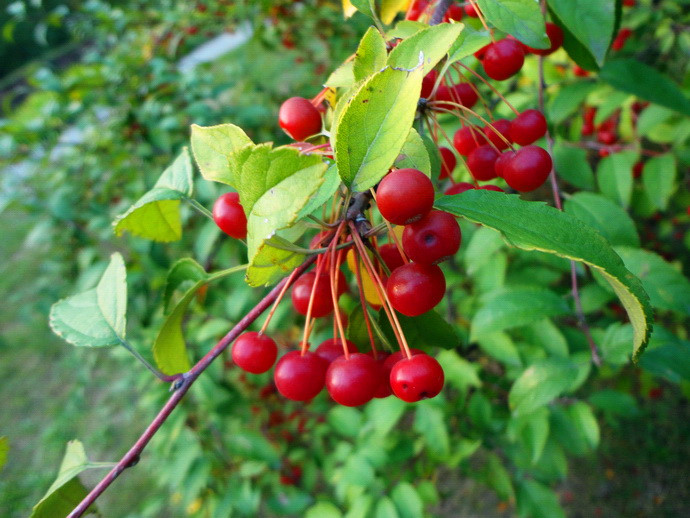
[278,97,322,141]
[376,168,434,225]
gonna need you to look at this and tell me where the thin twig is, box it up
[537,24,602,366]
[68,255,317,518]
[429,0,452,25]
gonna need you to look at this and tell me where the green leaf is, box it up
[435,190,653,360]
[546,0,615,66]
[588,389,639,417]
[477,332,522,367]
[354,27,388,82]
[379,310,461,353]
[464,226,504,275]
[113,148,194,242]
[246,236,305,287]
[190,123,253,187]
[599,59,690,117]
[365,397,407,436]
[421,133,442,181]
[509,358,579,416]
[326,61,355,88]
[484,453,515,502]
[298,163,341,220]
[164,258,208,312]
[554,17,599,71]
[437,350,482,390]
[31,440,114,518]
[470,287,569,341]
[50,253,127,348]
[395,128,431,176]
[391,483,424,518]
[547,82,597,125]
[328,406,362,438]
[567,401,600,450]
[380,0,410,25]
[597,151,637,208]
[350,0,376,20]
[374,497,400,518]
[642,154,676,211]
[552,143,594,190]
[388,22,464,76]
[0,437,8,472]
[564,192,640,247]
[616,247,690,315]
[387,20,427,40]
[523,319,569,358]
[476,0,549,49]
[305,502,343,518]
[507,407,549,465]
[413,401,449,457]
[447,26,492,65]
[333,63,424,191]
[517,479,565,518]
[638,328,690,383]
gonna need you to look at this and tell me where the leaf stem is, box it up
[186,198,214,220]
[118,339,179,383]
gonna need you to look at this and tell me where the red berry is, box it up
[494,150,516,178]
[444,4,464,22]
[474,43,491,61]
[278,97,322,141]
[453,126,486,156]
[573,65,590,77]
[502,146,552,192]
[291,272,335,318]
[445,182,475,195]
[510,110,548,145]
[612,28,632,51]
[439,147,457,179]
[480,185,505,192]
[633,161,644,179]
[387,263,446,316]
[583,106,597,125]
[482,39,525,81]
[464,3,479,17]
[378,243,406,272]
[383,348,425,373]
[581,124,594,136]
[435,83,479,110]
[483,119,513,150]
[597,130,618,145]
[213,192,247,239]
[315,338,359,364]
[467,145,500,181]
[623,0,635,6]
[274,351,328,401]
[526,23,563,56]
[232,332,278,374]
[420,70,438,99]
[366,352,394,398]
[403,210,461,264]
[406,0,429,21]
[326,353,380,406]
[376,168,435,225]
[390,354,445,402]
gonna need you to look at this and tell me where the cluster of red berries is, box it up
[580,101,648,158]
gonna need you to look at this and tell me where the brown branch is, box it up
[429,0,453,25]
[536,6,602,365]
[68,255,318,518]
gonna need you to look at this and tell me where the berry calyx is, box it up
[326,353,380,406]
[510,109,548,145]
[526,23,563,56]
[390,354,445,402]
[483,119,513,150]
[439,147,457,179]
[315,338,359,364]
[467,145,500,181]
[403,210,462,264]
[502,145,553,192]
[274,351,328,401]
[482,39,525,81]
[213,192,247,239]
[387,262,446,316]
[453,126,486,156]
[376,168,435,225]
[232,332,278,374]
[291,271,336,318]
[278,97,322,141]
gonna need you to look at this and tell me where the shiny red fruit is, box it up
[390,354,445,402]
[439,146,457,179]
[376,168,434,224]
[464,3,479,17]
[326,353,380,406]
[510,109,547,145]
[502,145,553,192]
[494,150,516,178]
[453,126,486,156]
[406,0,429,21]
[435,83,478,110]
[274,351,328,401]
[444,4,464,22]
[597,130,618,145]
[403,210,461,264]
[573,65,590,77]
[526,23,563,56]
[482,39,525,81]
[420,70,438,99]
[366,352,393,398]
[483,119,513,150]
[232,332,278,374]
[278,97,322,141]
[445,182,475,195]
[467,145,500,181]
[480,185,505,192]
[315,338,359,364]
[213,192,247,239]
[291,271,335,317]
[378,243,406,272]
[386,263,446,316]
